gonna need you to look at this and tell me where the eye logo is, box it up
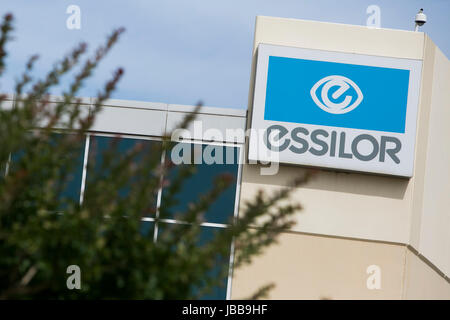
[310,75,363,114]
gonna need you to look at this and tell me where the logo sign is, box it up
[248,44,422,177]
[310,75,363,114]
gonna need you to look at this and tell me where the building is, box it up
[3,16,449,299]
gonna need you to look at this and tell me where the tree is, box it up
[0,13,310,299]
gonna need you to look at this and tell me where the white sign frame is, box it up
[248,43,423,177]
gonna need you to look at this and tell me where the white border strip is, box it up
[79,134,90,205]
[226,144,244,300]
[153,151,166,243]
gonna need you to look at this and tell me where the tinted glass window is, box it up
[157,222,231,300]
[10,133,86,203]
[87,135,162,217]
[161,143,239,224]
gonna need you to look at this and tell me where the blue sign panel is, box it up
[264,56,410,133]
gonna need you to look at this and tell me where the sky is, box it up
[1,0,449,110]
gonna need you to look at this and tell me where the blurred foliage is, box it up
[0,13,310,299]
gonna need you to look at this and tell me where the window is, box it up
[154,141,240,299]
[156,222,232,299]
[9,132,86,203]
[160,142,239,224]
[12,132,241,299]
[86,134,162,216]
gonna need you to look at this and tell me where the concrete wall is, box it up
[403,249,450,299]
[417,42,450,277]
[231,233,450,300]
[231,233,406,300]
[234,16,450,299]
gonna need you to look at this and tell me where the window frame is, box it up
[79,132,244,300]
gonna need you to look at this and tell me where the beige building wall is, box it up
[233,16,450,299]
[417,43,450,277]
[231,234,450,300]
[232,233,406,300]
[403,249,450,300]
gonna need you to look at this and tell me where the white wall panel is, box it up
[91,106,167,137]
[0,99,14,111]
[35,102,91,129]
[167,105,246,143]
